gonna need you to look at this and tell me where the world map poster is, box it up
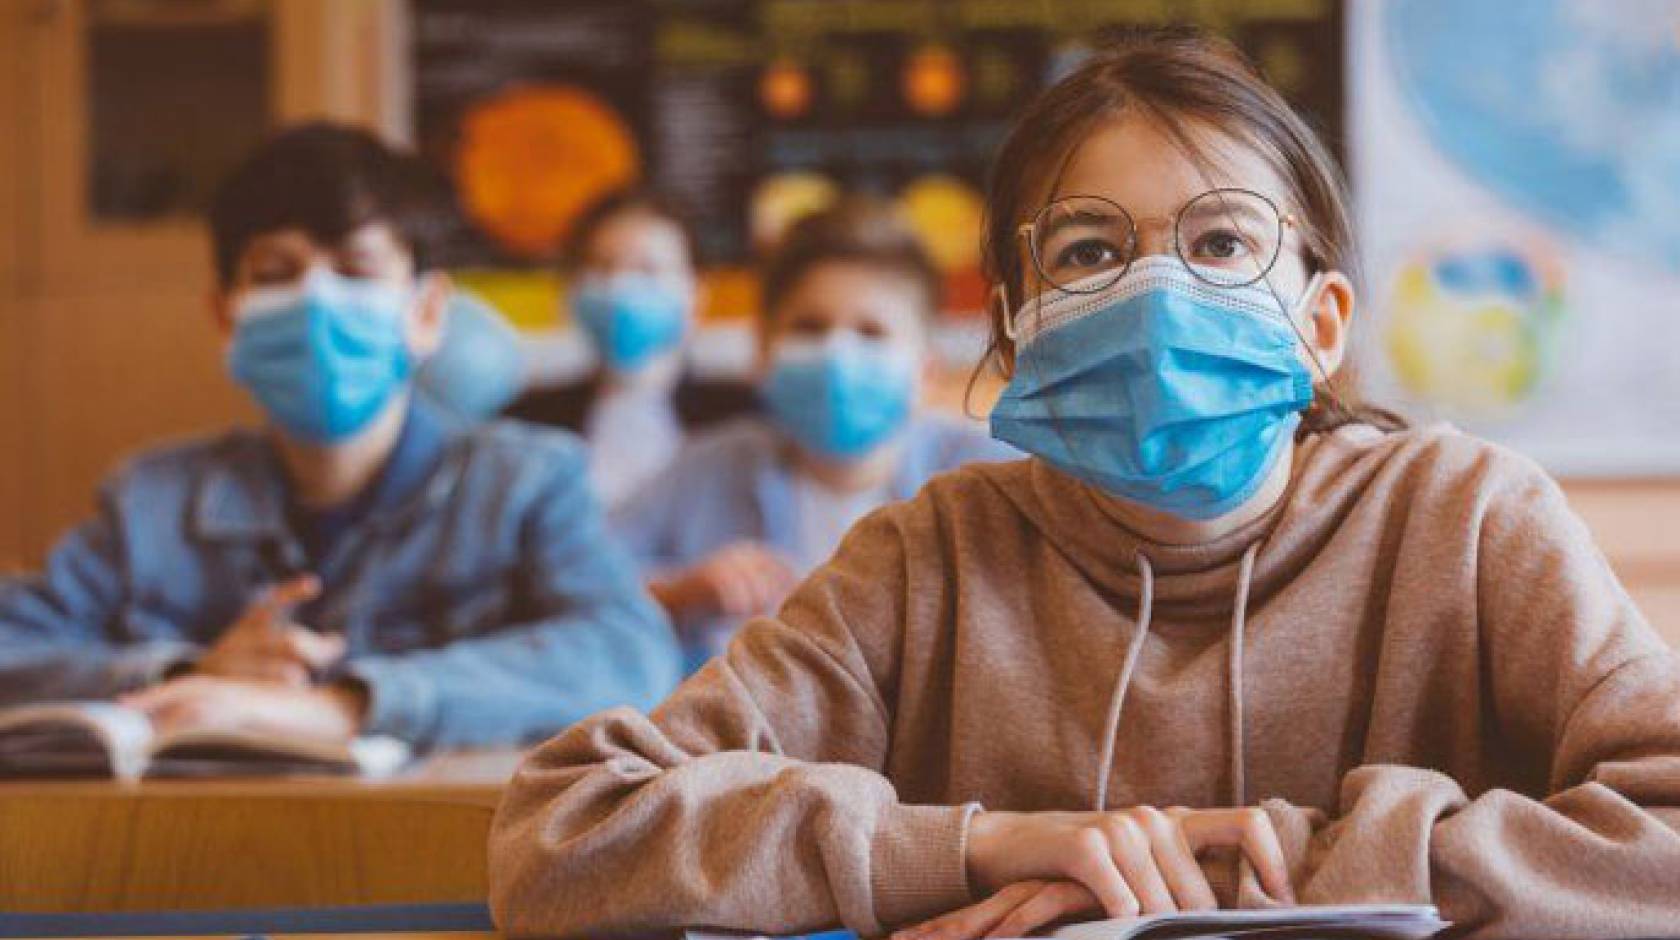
[1351,0,1680,475]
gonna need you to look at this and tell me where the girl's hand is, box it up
[892,880,1099,940]
[960,806,1294,924]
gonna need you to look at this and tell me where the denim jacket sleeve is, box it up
[347,438,682,749]
[0,482,196,704]
[608,459,685,571]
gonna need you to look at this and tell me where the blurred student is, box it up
[490,32,1680,940]
[612,199,1016,671]
[0,123,679,750]
[504,189,757,506]
[415,290,527,421]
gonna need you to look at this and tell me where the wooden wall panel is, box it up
[0,2,33,571]
[23,291,252,559]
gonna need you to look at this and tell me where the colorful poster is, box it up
[1351,0,1680,475]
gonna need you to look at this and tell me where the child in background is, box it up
[0,123,679,751]
[610,198,1017,673]
[414,290,527,421]
[490,32,1680,939]
[505,189,758,506]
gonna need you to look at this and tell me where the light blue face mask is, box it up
[762,333,917,461]
[571,272,690,372]
[228,271,414,443]
[990,257,1320,520]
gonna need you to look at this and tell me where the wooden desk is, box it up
[0,749,524,914]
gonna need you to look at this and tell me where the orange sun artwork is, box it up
[903,44,965,117]
[760,58,813,119]
[456,85,640,259]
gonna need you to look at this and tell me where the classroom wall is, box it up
[0,0,403,574]
[0,4,23,571]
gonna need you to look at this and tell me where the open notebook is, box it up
[685,904,1447,940]
[0,701,411,781]
[1048,904,1447,940]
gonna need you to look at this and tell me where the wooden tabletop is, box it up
[0,749,528,914]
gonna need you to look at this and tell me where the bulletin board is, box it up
[409,0,1346,328]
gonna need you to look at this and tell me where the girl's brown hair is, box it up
[978,27,1403,435]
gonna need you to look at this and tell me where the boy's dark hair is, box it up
[208,121,447,286]
[760,197,942,325]
[562,186,702,272]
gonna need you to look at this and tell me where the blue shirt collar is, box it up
[192,397,464,544]
[752,415,938,551]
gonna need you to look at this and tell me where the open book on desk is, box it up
[686,904,1447,940]
[1049,904,1447,940]
[0,701,411,781]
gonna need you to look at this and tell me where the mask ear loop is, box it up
[1176,142,1354,419]
[1280,271,1326,358]
[996,282,1019,342]
[1238,203,1343,409]
[1268,267,1340,389]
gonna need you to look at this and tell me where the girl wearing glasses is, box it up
[490,30,1680,940]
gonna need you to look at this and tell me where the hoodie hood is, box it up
[991,422,1397,625]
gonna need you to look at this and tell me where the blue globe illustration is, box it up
[1388,0,1680,272]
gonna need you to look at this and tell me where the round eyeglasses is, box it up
[1022,188,1297,293]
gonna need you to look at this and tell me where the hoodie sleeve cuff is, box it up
[870,802,982,931]
[345,657,439,746]
[1259,798,1325,897]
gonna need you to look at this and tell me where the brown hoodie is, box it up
[489,423,1680,939]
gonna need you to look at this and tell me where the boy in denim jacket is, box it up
[0,123,680,750]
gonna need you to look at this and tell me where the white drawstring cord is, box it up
[1092,542,1260,811]
[1228,541,1261,807]
[1094,553,1154,811]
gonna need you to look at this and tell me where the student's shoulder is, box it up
[911,413,1019,467]
[872,455,1037,540]
[1332,420,1550,484]
[668,416,782,471]
[102,427,268,497]
[1311,420,1565,521]
[916,452,1035,504]
[455,418,590,477]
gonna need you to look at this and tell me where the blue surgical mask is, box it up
[228,271,414,443]
[571,272,690,371]
[990,257,1320,520]
[762,332,917,461]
